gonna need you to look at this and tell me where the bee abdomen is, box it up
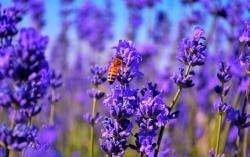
[107,74,117,84]
[107,69,118,84]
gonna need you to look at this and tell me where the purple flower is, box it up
[239,20,250,43]
[99,117,132,156]
[89,65,107,86]
[0,123,38,151]
[178,27,207,66]
[0,28,50,109]
[217,62,232,83]
[227,108,250,129]
[138,137,155,155]
[24,125,60,157]
[134,82,178,155]
[239,51,250,74]
[50,70,62,89]
[87,89,105,99]
[214,101,230,113]
[84,112,102,125]
[171,68,195,88]
[209,149,225,157]
[24,104,42,117]
[37,125,58,145]
[112,40,142,84]
[0,5,22,46]
[214,62,232,113]
[104,84,139,118]
[100,48,141,155]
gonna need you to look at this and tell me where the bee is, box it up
[107,55,123,84]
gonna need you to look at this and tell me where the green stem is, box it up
[243,128,248,157]
[235,129,240,157]
[105,153,110,157]
[28,116,32,126]
[49,102,55,125]
[187,93,197,156]
[242,79,250,157]
[220,92,241,153]
[11,108,17,129]
[89,97,97,157]
[154,87,182,157]
[8,107,17,157]
[215,113,223,156]
[154,65,191,157]
[169,87,182,110]
[49,89,56,126]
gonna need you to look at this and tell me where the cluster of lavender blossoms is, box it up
[84,65,107,125]
[2,0,250,157]
[134,82,178,155]
[99,40,179,157]
[172,27,206,89]
[0,4,51,156]
[100,40,141,156]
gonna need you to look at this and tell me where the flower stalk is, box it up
[49,102,55,125]
[215,113,223,156]
[11,108,17,129]
[242,78,250,157]
[89,97,97,157]
[154,65,191,157]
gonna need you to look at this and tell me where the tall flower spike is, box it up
[178,27,206,66]
[112,40,142,84]
[213,61,232,157]
[87,65,107,157]
[0,27,50,109]
[135,82,178,155]
[100,41,141,155]
[214,62,232,113]
[48,69,62,104]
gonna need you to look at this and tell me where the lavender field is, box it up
[0,0,250,157]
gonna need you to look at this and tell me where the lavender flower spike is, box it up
[178,27,206,66]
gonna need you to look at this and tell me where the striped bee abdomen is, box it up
[107,56,123,84]
[107,67,119,84]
